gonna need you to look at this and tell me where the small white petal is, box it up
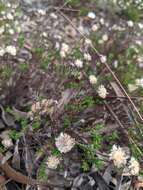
[55,133,75,153]
[87,12,96,19]
[100,55,107,63]
[46,156,61,169]
[5,46,17,56]
[127,20,134,27]
[89,75,97,84]
[74,59,83,68]
[92,24,99,31]
[97,85,107,98]
[6,13,14,20]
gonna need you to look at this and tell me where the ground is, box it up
[0,0,143,189]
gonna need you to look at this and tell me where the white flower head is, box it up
[138,23,143,29]
[113,60,118,68]
[87,12,96,19]
[100,55,107,63]
[102,34,108,42]
[97,85,107,98]
[0,47,5,56]
[46,155,61,169]
[0,26,5,35]
[2,138,13,148]
[100,18,105,25]
[6,13,14,20]
[92,24,99,31]
[37,9,46,16]
[5,45,17,56]
[128,157,140,175]
[61,43,69,52]
[128,84,138,92]
[75,59,83,68]
[85,38,92,46]
[84,53,91,61]
[60,43,69,58]
[127,20,134,27]
[135,78,143,87]
[89,75,97,84]
[8,29,14,35]
[55,133,75,153]
[31,99,54,115]
[109,145,128,168]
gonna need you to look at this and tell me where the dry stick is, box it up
[0,152,64,188]
[0,153,48,187]
[58,11,143,122]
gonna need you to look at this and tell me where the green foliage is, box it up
[6,106,21,121]
[80,96,95,109]
[9,119,28,140]
[65,95,95,113]
[80,124,104,171]
[82,161,90,172]
[91,125,103,149]
[108,131,119,141]
[0,2,6,13]
[63,116,71,128]
[71,47,82,59]
[0,144,6,153]
[34,47,44,58]
[9,130,21,140]
[32,121,41,130]
[40,50,60,71]
[123,6,140,22]
[1,66,12,79]
[65,81,82,89]
[18,34,25,48]
[65,0,80,7]
[52,148,61,156]
[79,7,89,16]
[130,142,142,160]
[38,161,48,180]
[19,63,29,72]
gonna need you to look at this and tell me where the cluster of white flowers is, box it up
[29,99,54,118]
[110,145,140,175]
[0,45,17,56]
[109,145,128,168]
[55,133,75,153]
[85,38,92,46]
[84,53,91,61]
[135,78,143,88]
[46,155,61,169]
[2,138,13,148]
[128,157,140,175]
[97,85,108,98]
[89,75,97,85]
[128,84,138,92]
[0,130,13,148]
[60,43,69,58]
[128,77,143,92]
[74,59,83,68]
[117,0,143,10]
